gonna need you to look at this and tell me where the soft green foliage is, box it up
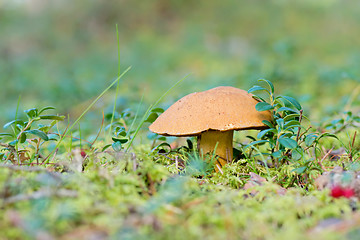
[0,106,64,164]
[245,79,343,187]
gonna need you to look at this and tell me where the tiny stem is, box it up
[16,119,34,142]
[35,137,41,164]
[295,109,303,143]
[109,24,122,135]
[349,131,357,161]
[351,131,357,148]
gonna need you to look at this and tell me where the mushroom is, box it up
[149,86,272,170]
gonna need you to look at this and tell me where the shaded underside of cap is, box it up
[149,86,273,137]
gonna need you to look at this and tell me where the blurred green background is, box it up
[1,0,359,129]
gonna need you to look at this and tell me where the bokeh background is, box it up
[1,0,359,130]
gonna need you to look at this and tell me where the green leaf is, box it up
[330,119,343,125]
[246,135,257,141]
[39,115,65,121]
[258,79,274,94]
[24,108,38,118]
[248,85,269,94]
[4,120,25,129]
[19,132,27,143]
[276,118,285,129]
[112,137,129,144]
[145,112,159,123]
[9,140,18,146]
[305,134,318,147]
[252,95,267,103]
[38,126,50,133]
[280,96,302,110]
[292,166,307,174]
[257,128,276,139]
[317,133,339,142]
[283,114,300,121]
[278,137,297,149]
[262,120,274,128]
[112,141,122,152]
[151,142,172,153]
[147,132,158,140]
[114,126,125,132]
[38,106,56,115]
[272,150,283,158]
[277,107,299,114]
[151,108,164,113]
[121,110,132,118]
[274,98,285,108]
[292,147,303,161]
[284,120,300,127]
[102,144,112,152]
[116,130,127,137]
[47,134,60,141]
[284,120,302,131]
[345,111,352,117]
[255,102,274,112]
[0,133,15,138]
[25,129,49,141]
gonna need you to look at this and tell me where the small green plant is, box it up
[183,152,215,177]
[245,79,337,187]
[103,106,166,152]
[103,109,134,152]
[0,106,65,164]
[323,110,360,134]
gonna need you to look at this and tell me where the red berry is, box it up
[342,188,355,198]
[330,186,344,198]
[80,151,86,158]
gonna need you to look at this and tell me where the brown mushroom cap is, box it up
[149,86,272,136]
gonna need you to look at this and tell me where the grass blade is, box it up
[109,24,122,134]
[44,66,131,163]
[125,73,190,152]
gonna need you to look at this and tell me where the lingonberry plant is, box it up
[245,79,337,186]
[103,109,134,152]
[0,106,65,164]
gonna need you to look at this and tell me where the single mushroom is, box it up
[149,86,272,170]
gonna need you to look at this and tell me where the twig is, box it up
[216,164,224,175]
[49,148,58,165]
[298,126,312,141]
[157,152,175,161]
[318,147,334,171]
[0,143,13,149]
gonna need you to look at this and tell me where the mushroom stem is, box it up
[198,130,233,170]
